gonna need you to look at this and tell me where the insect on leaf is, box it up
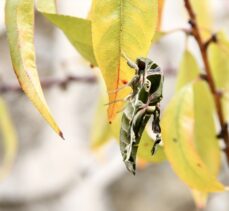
[91,0,158,121]
[162,85,224,192]
[37,0,97,66]
[5,0,63,138]
[0,98,17,180]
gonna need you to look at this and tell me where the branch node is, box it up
[217,123,229,139]
[204,33,218,49]
[199,73,208,82]
[188,19,196,28]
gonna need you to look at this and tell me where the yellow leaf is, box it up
[209,32,229,121]
[176,51,220,202]
[190,0,212,40]
[162,85,224,192]
[191,81,221,206]
[0,98,17,180]
[137,130,166,163]
[5,0,63,138]
[193,82,220,176]
[176,50,200,92]
[91,0,158,121]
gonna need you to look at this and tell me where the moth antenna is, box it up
[107,85,128,94]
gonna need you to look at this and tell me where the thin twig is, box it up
[0,75,97,94]
[184,0,229,161]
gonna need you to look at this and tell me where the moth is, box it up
[120,56,164,175]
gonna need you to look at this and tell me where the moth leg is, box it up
[107,85,128,94]
[151,134,161,155]
[152,104,161,133]
[104,99,126,106]
[146,105,156,114]
[121,51,139,72]
[105,94,132,106]
[108,75,140,95]
[151,104,162,155]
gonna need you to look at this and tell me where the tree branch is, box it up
[184,0,229,161]
[0,75,97,94]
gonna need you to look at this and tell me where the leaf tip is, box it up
[59,131,65,140]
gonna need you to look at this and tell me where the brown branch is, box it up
[184,0,229,161]
[0,75,97,94]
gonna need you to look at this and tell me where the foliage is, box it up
[1,0,229,207]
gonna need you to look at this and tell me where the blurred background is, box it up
[0,0,229,210]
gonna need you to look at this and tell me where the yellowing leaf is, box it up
[162,85,224,192]
[37,1,97,66]
[191,82,221,206]
[190,0,212,40]
[138,130,166,163]
[176,51,219,203]
[0,98,17,180]
[209,32,229,121]
[5,0,63,138]
[193,82,220,176]
[176,50,200,91]
[91,0,158,121]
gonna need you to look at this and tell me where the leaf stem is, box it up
[184,0,229,161]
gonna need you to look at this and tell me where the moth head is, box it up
[136,57,147,70]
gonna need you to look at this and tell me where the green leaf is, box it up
[176,50,200,92]
[37,1,97,66]
[0,98,17,180]
[209,32,229,121]
[91,0,158,121]
[162,84,224,192]
[138,130,166,163]
[5,0,63,138]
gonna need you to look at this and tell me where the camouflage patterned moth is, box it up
[120,56,164,175]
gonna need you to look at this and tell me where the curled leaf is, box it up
[5,0,63,138]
